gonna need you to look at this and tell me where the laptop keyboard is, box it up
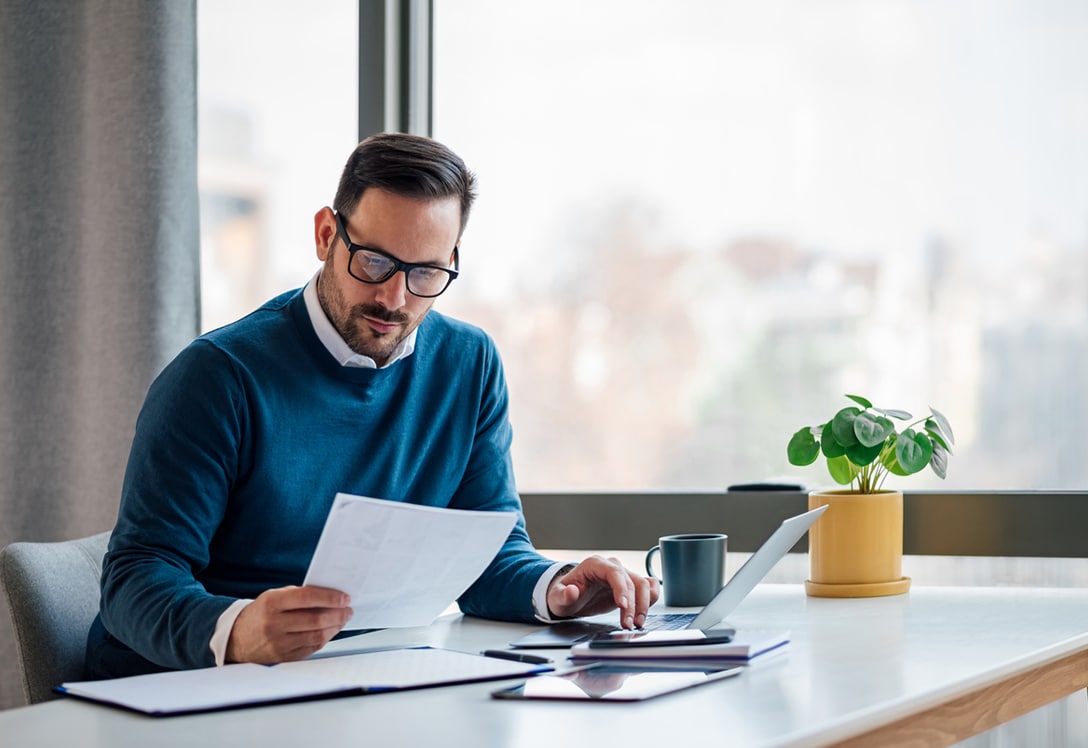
[508,612,700,648]
[638,612,697,631]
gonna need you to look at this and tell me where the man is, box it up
[86,133,658,677]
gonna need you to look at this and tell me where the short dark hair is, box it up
[333,133,478,235]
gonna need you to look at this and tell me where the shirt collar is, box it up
[302,271,416,369]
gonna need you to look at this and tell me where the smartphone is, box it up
[586,628,735,648]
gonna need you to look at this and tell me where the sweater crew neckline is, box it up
[285,290,419,385]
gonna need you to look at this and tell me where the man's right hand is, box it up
[225,585,353,664]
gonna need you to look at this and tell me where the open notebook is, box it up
[58,647,550,716]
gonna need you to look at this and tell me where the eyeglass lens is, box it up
[349,249,453,297]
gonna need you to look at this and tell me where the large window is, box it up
[198,2,1088,493]
[432,1,1088,491]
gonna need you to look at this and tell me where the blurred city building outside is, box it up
[198,1,1088,494]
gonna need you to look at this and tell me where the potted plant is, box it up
[786,394,955,597]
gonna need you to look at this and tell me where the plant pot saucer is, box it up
[804,576,911,598]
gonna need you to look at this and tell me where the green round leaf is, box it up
[854,412,894,447]
[886,457,911,476]
[845,394,873,409]
[821,425,847,458]
[924,419,953,453]
[880,433,909,475]
[818,417,839,458]
[826,455,856,485]
[787,427,820,466]
[930,441,949,479]
[846,440,882,467]
[831,407,861,446]
[895,428,933,474]
[929,406,956,446]
[877,407,912,420]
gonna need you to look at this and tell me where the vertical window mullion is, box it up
[358,0,432,139]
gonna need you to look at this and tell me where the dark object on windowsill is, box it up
[727,482,805,492]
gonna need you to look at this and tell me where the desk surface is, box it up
[2,585,1087,748]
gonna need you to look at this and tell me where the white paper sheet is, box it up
[302,493,518,629]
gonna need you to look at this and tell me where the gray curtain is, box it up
[0,1,199,709]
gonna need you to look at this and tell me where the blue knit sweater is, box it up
[89,289,553,674]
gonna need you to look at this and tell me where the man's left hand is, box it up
[545,556,659,629]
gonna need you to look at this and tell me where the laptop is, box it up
[509,504,827,648]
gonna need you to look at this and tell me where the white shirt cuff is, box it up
[210,598,253,667]
[532,562,577,623]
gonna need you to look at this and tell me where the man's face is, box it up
[314,188,461,366]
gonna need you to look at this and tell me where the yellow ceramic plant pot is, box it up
[804,489,911,597]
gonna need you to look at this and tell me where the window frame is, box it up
[519,490,1088,556]
[358,0,432,138]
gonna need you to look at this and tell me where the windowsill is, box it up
[537,550,1088,588]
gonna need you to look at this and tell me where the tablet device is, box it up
[490,664,742,702]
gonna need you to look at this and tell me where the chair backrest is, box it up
[0,531,111,705]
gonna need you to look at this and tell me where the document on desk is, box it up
[58,647,550,716]
[303,492,518,630]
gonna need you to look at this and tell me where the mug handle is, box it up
[645,545,662,582]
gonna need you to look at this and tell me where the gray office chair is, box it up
[0,531,111,705]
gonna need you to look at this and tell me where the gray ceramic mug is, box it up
[645,533,728,607]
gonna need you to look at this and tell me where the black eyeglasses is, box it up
[334,212,460,298]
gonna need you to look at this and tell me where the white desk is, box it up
[2,585,1087,747]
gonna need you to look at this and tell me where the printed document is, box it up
[303,493,518,629]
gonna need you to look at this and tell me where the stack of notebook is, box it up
[568,628,790,664]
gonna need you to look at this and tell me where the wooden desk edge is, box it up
[831,646,1088,748]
